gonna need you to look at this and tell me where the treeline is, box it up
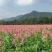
[0,17,52,25]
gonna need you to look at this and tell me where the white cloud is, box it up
[15,0,36,6]
[15,0,52,6]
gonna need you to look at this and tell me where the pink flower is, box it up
[12,39,16,45]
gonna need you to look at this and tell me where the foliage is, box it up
[0,17,52,25]
[0,30,52,52]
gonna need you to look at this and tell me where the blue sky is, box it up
[0,0,52,19]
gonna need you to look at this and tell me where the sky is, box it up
[0,0,52,19]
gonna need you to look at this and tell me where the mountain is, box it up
[3,10,52,21]
[3,15,22,21]
[19,11,52,20]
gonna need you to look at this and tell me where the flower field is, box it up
[0,25,52,52]
[0,25,52,37]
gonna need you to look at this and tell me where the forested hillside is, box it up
[0,17,52,25]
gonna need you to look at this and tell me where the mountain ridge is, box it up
[3,10,52,21]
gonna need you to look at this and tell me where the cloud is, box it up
[39,0,52,3]
[0,0,52,7]
[0,0,11,6]
[0,11,28,19]
[46,0,52,3]
[15,0,36,6]
[0,0,5,6]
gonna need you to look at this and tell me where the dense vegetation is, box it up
[0,17,52,25]
[0,30,52,52]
